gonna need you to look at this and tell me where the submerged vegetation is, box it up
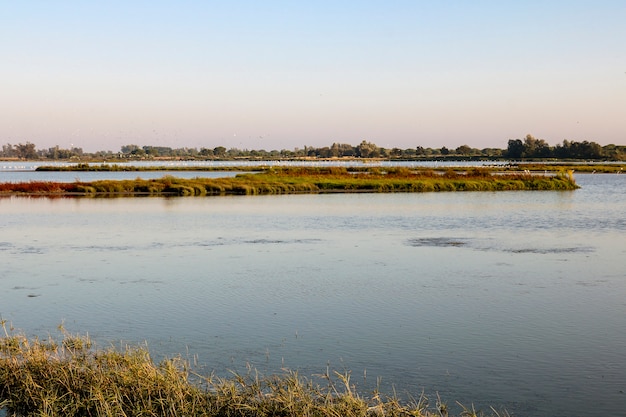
[0,167,579,197]
[0,327,510,417]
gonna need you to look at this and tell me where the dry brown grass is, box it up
[0,323,509,417]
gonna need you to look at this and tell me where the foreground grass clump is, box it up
[0,328,510,417]
[0,167,579,197]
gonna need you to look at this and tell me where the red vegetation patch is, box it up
[0,181,74,194]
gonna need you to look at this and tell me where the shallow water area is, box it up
[0,169,243,183]
[1,173,625,416]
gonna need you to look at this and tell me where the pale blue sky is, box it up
[2,1,625,152]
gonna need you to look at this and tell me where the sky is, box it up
[1,1,625,153]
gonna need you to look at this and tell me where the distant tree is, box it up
[2,143,16,157]
[46,146,75,159]
[93,150,113,158]
[143,147,158,156]
[226,148,242,157]
[121,144,140,154]
[268,149,281,158]
[303,146,316,157]
[521,134,551,158]
[602,144,625,160]
[292,147,306,157]
[280,149,294,158]
[213,146,227,157]
[143,146,173,157]
[402,148,417,157]
[390,147,403,158]
[505,139,524,159]
[554,139,604,159]
[440,146,450,156]
[15,142,38,159]
[185,147,199,157]
[554,140,572,159]
[481,148,503,157]
[579,141,604,159]
[199,147,214,157]
[317,147,331,158]
[455,145,472,155]
[356,140,380,158]
[337,143,356,157]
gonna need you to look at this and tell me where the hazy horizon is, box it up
[2,1,625,153]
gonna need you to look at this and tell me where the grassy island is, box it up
[1,167,578,197]
[0,329,509,417]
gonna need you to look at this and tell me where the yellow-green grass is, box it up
[514,163,626,173]
[0,326,510,417]
[0,167,579,197]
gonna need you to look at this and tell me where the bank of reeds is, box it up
[0,327,509,417]
[0,167,579,197]
[515,163,625,173]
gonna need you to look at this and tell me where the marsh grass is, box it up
[0,181,71,194]
[0,326,510,417]
[516,163,626,173]
[0,167,579,197]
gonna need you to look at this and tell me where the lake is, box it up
[1,172,625,416]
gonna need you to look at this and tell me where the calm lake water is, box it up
[0,159,507,183]
[1,173,625,416]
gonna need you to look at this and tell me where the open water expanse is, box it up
[1,170,625,416]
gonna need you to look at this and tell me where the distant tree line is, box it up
[1,136,624,161]
[2,143,85,160]
[504,134,620,159]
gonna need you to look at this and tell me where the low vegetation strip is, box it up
[0,328,510,417]
[0,167,579,197]
[35,163,264,172]
[515,163,625,173]
[34,162,626,173]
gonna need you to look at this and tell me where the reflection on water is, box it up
[1,174,625,417]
